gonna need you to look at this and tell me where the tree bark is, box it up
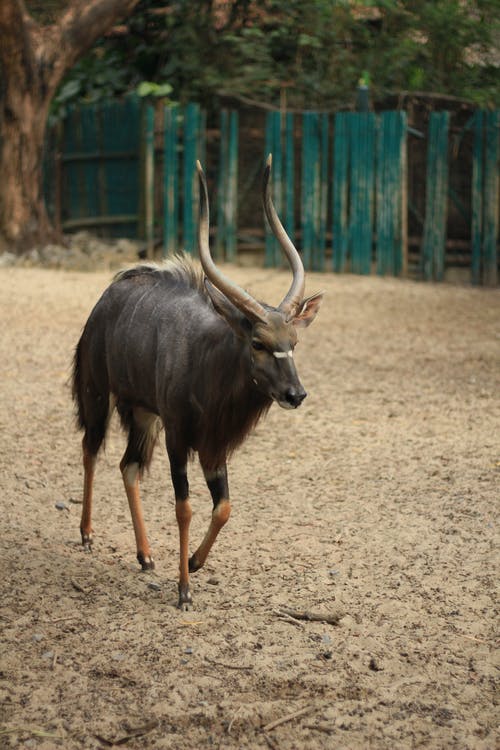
[0,0,140,253]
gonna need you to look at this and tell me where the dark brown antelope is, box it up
[72,155,322,609]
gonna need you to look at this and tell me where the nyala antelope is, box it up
[72,156,322,609]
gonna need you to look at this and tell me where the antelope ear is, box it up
[292,292,323,329]
[205,280,252,337]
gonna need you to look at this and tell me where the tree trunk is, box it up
[0,0,140,254]
[0,81,56,252]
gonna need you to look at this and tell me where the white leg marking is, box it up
[123,462,140,488]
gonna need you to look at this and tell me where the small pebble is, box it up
[55,501,69,511]
[41,651,54,660]
[111,652,125,662]
[322,633,332,645]
[32,633,44,642]
[148,581,162,591]
[184,647,193,655]
[207,577,219,585]
[369,656,383,672]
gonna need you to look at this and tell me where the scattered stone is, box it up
[369,656,383,672]
[184,647,193,655]
[55,501,69,511]
[32,633,44,642]
[0,252,16,267]
[41,651,54,660]
[148,581,162,591]
[207,577,219,585]
[4,232,143,272]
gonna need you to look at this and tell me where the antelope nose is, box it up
[285,387,307,408]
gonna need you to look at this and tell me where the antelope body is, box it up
[73,157,322,609]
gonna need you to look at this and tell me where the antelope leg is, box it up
[189,464,231,573]
[168,449,193,609]
[176,498,193,610]
[120,460,154,570]
[80,442,96,549]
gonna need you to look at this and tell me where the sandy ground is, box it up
[0,263,498,749]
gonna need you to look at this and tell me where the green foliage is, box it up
[136,81,173,99]
[49,49,132,123]
[51,0,500,116]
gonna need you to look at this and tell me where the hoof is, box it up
[177,583,193,611]
[137,553,155,571]
[81,531,93,551]
[188,554,202,573]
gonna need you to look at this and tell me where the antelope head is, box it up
[197,155,322,409]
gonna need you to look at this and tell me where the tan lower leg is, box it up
[121,462,153,569]
[176,499,193,608]
[191,500,231,571]
[80,445,96,546]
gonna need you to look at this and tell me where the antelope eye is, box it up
[252,340,265,351]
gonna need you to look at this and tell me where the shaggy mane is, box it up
[113,254,207,297]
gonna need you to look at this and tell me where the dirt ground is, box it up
[0,262,498,749]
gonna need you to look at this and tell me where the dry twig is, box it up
[95,719,158,746]
[0,726,63,739]
[304,722,335,734]
[70,579,88,594]
[205,656,253,671]
[262,705,316,733]
[274,609,305,628]
[276,607,344,626]
[42,615,78,624]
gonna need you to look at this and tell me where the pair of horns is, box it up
[196,155,305,323]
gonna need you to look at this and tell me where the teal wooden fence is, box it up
[55,95,142,236]
[264,109,407,275]
[45,98,499,285]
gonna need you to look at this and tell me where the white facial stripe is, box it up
[273,350,293,359]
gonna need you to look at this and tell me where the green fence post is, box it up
[183,103,200,254]
[163,104,179,257]
[376,111,407,276]
[471,110,484,285]
[265,111,280,266]
[226,110,239,262]
[332,112,349,272]
[422,117,437,280]
[302,111,320,270]
[349,112,375,274]
[272,111,283,267]
[216,109,229,259]
[317,113,329,271]
[264,112,273,266]
[284,113,295,245]
[376,112,388,275]
[483,110,499,286]
[142,103,155,258]
[422,112,449,281]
